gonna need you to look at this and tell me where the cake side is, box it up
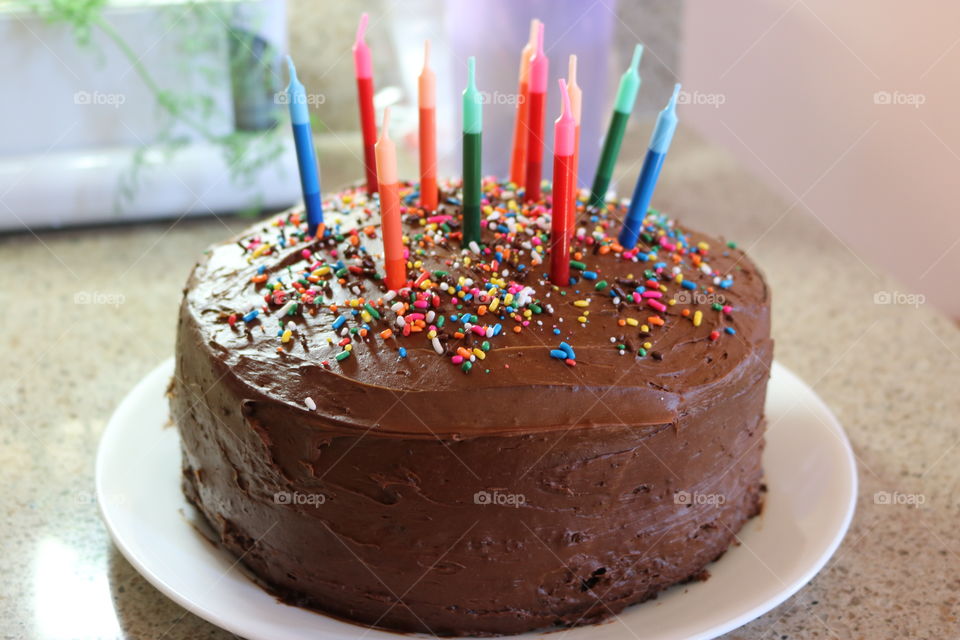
[172,181,773,636]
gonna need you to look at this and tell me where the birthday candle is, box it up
[523,22,548,202]
[418,40,438,211]
[374,107,406,290]
[462,56,483,248]
[590,44,643,208]
[284,56,322,236]
[352,13,378,194]
[508,19,539,187]
[619,84,681,249]
[566,54,582,238]
[550,79,575,286]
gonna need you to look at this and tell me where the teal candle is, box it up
[462,57,482,248]
[589,44,643,208]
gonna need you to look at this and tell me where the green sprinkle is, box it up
[335,351,351,362]
[433,270,448,278]
[363,303,381,320]
[712,302,722,311]
[727,241,737,249]
[530,303,542,314]
[436,315,446,328]
[570,260,587,271]
[287,303,298,315]
[335,267,348,278]
[638,348,647,357]
[461,360,473,372]
[595,280,608,291]
[481,340,491,351]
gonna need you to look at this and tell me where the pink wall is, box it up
[681,0,960,319]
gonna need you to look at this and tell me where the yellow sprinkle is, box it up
[464,257,472,266]
[504,293,514,306]
[659,285,668,292]
[419,279,433,290]
[693,310,703,327]
[626,317,639,327]
[313,266,331,276]
[643,341,652,350]
[251,243,271,258]
[697,241,710,251]
[577,315,588,323]
[675,274,684,283]
[342,194,352,204]
[641,324,649,332]
[667,299,676,306]
[472,348,486,360]
[360,310,372,323]
[489,297,500,312]
[573,299,590,307]
[344,343,353,351]
[523,309,532,318]
[428,329,437,339]
[281,330,292,343]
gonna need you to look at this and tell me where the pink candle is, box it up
[550,79,575,286]
[418,40,438,211]
[567,54,582,238]
[523,22,548,202]
[374,107,405,290]
[353,13,378,194]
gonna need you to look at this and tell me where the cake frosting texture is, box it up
[172,180,773,635]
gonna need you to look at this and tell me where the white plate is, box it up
[97,359,856,640]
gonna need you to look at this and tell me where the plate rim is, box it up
[96,358,857,640]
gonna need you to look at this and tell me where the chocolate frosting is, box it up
[172,181,773,635]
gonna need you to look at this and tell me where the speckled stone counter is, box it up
[1,129,958,639]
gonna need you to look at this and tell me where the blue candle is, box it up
[618,83,681,250]
[285,56,323,236]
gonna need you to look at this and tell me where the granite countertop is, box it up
[2,129,957,639]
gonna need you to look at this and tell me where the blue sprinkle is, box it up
[399,347,407,358]
[559,342,576,359]
[553,328,561,335]
[332,315,347,330]
[257,265,266,274]
[450,314,459,322]
[242,310,259,323]
[582,271,598,280]
[725,327,736,335]
[550,349,568,360]
[681,280,697,290]
[517,264,526,271]
[446,197,462,206]
[492,323,503,336]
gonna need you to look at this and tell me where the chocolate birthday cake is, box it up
[171,180,772,636]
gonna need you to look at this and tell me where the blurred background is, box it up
[1,0,957,318]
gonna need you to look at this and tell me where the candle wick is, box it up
[355,12,369,46]
[568,54,577,85]
[630,44,644,72]
[423,39,431,69]
[381,106,391,141]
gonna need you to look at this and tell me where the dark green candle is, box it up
[462,57,483,248]
[589,45,643,208]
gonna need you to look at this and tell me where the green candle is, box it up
[589,44,643,208]
[462,56,483,248]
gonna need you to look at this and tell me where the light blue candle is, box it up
[618,83,681,250]
[286,56,322,235]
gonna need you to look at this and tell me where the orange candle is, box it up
[418,40,438,212]
[374,107,406,290]
[567,54,582,238]
[509,19,539,187]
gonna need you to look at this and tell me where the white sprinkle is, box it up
[431,337,444,354]
[391,301,405,313]
[304,397,317,411]
[425,310,436,323]
[396,316,406,327]
[468,241,481,254]
[383,290,397,301]
[286,321,297,333]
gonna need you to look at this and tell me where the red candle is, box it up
[550,79,575,286]
[418,40,438,211]
[374,107,405,290]
[567,54,582,238]
[352,13,378,195]
[509,19,539,187]
[523,22,548,202]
